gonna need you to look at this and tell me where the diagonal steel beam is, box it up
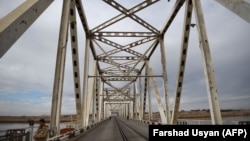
[93,36,143,57]
[75,0,90,35]
[0,0,53,58]
[102,60,139,72]
[104,81,134,99]
[92,0,159,32]
[93,39,126,75]
[126,39,158,75]
[99,59,139,73]
[215,0,250,24]
[161,0,185,34]
[139,39,159,74]
[103,0,159,33]
[98,36,157,57]
[171,0,193,125]
[148,65,167,124]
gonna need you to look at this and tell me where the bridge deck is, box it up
[74,117,148,141]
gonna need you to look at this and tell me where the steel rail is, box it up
[115,117,148,140]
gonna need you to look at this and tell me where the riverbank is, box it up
[178,109,250,119]
[0,109,249,123]
[0,115,73,123]
[149,109,250,120]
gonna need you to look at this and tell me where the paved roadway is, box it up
[74,117,148,141]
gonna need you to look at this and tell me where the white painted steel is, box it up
[69,0,82,127]
[171,0,193,124]
[0,0,53,58]
[193,0,222,124]
[159,37,171,124]
[146,62,152,121]
[82,38,90,127]
[215,0,250,24]
[85,60,97,126]
[1,0,235,134]
[148,66,167,124]
[50,0,71,136]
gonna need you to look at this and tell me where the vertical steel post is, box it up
[148,81,152,121]
[125,103,127,118]
[94,74,100,122]
[135,81,142,120]
[130,101,133,119]
[92,74,96,123]
[143,68,148,120]
[139,76,143,120]
[104,102,106,119]
[146,62,152,121]
[133,82,136,120]
[50,0,71,136]
[128,103,130,119]
[159,36,171,124]
[98,81,103,121]
[192,0,222,124]
[86,60,97,126]
[82,38,90,127]
[101,83,105,119]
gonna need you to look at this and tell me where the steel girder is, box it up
[1,0,239,135]
[0,0,54,58]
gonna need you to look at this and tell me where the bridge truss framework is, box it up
[0,0,249,137]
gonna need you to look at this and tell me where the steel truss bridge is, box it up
[0,0,249,138]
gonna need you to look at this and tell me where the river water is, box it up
[0,123,68,136]
[0,116,249,133]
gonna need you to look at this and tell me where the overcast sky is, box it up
[0,0,250,116]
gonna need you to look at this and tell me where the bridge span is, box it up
[0,0,249,139]
[73,117,148,141]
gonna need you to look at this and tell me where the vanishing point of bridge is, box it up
[0,0,249,140]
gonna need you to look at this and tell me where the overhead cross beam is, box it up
[92,0,160,32]
[94,37,143,57]
[97,36,157,57]
[103,0,159,33]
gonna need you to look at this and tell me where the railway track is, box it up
[114,117,148,141]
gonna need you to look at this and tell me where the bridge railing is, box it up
[47,119,106,141]
[132,118,248,125]
[0,119,106,141]
[0,126,37,141]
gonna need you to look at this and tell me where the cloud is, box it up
[0,0,249,116]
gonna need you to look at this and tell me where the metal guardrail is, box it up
[47,119,106,141]
[132,118,250,125]
[1,119,248,141]
[0,119,106,141]
[0,126,37,141]
[238,121,250,125]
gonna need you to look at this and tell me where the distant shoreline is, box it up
[0,109,249,123]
